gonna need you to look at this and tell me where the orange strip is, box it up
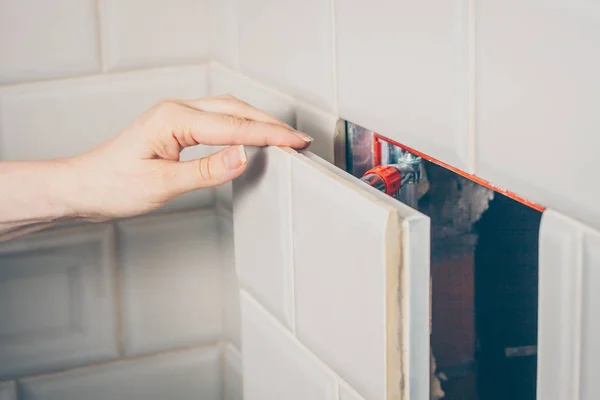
[373,134,545,212]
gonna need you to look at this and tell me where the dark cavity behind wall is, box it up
[474,193,541,400]
[418,162,541,400]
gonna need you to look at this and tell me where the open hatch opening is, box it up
[344,121,543,400]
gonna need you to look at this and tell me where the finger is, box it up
[160,103,313,149]
[177,95,294,130]
[166,145,248,195]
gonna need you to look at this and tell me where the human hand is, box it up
[59,95,313,221]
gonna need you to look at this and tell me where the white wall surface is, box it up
[207,1,600,400]
[0,1,240,398]
[2,0,600,399]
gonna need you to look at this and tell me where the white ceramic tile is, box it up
[0,381,16,400]
[581,230,600,400]
[537,210,582,400]
[240,291,337,400]
[237,0,335,111]
[209,63,297,127]
[335,0,469,171]
[20,346,221,400]
[118,210,222,356]
[216,182,233,210]
[219,210,241,348]
[0,65,208,161]
[476,1,600,230]
[223,344,243,400]
[99,0,210,71]
[0,225,118,379]
[0,0,100,84]
[339,381,366,400]
[209,0,239,69]
[232,146,295,329]
[291,151,430,400]
[296,102,338,164]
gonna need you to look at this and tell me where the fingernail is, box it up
[292,130,314,143]
[223,145,247,170]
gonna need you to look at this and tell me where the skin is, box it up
[0,95,313,241]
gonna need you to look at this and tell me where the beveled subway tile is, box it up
[118,210,222,356]
[20,346,221,400]
[232,146,295,330]
[240,291,337,400]
[0,225,118,379]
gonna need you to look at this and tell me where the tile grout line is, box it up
[210,61,329,113]
[330,0,339,115]
[287,154,297,335]
[94,0,107,73]
[0,61,211,91]
[232,0,241,71]
[334,377,341,400]
[573,229,584,400]
[241,289,342,382]
[15,342,222,383]
[110,221,126,357]
[219,342,227,400]
[467,0,477,174]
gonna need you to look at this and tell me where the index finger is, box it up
[177,95,295,130]
[162,103,314,149]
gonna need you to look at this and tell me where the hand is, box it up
[60,95,313,221]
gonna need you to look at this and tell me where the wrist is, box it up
[45,158,82,220]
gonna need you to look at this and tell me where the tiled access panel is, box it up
[232,144,430,397]
[345,122,543,400]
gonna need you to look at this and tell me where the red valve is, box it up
[362,165,402,196]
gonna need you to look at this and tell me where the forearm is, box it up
[0,160,79,241]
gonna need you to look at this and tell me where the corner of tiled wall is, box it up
[0,1,240,399]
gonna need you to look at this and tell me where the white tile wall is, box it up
[538,211,580,400]
[0,225,118,379]
[99,0,210,71]
[291,152,430,400]
[232,146,295,330]
[0,65,208,161]
[209,63,297,127]
[476,0,600,230]
[339,381,366,400]
[296,102,338,164]
[223,343,243,400]
[0,0,100,84]
[117,210,222,356]
[240,290,337,400]
[209,0,239,69]
[581,231,600,400]
[219,209,241,348]
[3,0,600,398]
[538,210,600,400]
[0,381,16,400]
[236,0,335,111]
[20,346,221,400]
[335,0,469,171]
[208,64,339,209]
[291,154,388,400]
[216,182,234,210]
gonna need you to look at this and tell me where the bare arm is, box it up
[0,160,81,240]
[0,96,312,241]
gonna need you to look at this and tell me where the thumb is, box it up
[167,145,247,195]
